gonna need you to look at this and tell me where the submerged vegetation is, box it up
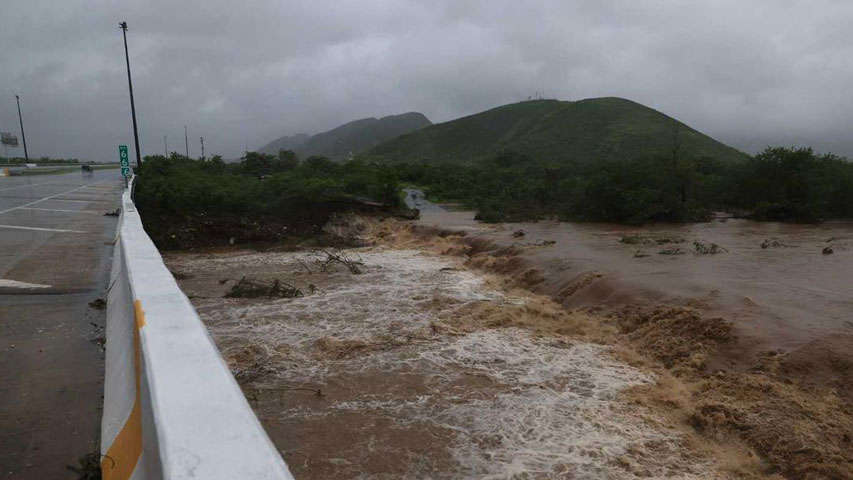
[401,146,853,223]
[135,145,853,248]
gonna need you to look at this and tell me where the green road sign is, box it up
[119,145,129,167]
[121,166,132,177]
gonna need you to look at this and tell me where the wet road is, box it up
[0,169,123,479]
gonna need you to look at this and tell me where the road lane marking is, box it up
[56,197,111,201]
[0,224,87,233]
[0,279,52,289]
[0,179,110,215]
[19,207,97,214]
[0,182,54,192]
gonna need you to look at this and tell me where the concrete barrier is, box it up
[102,182,294,479]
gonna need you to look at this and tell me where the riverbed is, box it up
[407,186,853,386]
[163,192,853,478]
[165,246,726,479]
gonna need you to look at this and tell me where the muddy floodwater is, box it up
[166,247,724,479]
[414,205,853,370]
[165,194,853,478]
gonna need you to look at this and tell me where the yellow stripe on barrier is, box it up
[102,300,146,479]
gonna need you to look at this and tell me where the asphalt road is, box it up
[0,169,124,478]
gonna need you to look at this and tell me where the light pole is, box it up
[184,125,189,158]
[164,135,167,157]
[120,21,142,172]
[200,136,204,159]
[15,95,28,162]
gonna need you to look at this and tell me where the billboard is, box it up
[1,132,18,147]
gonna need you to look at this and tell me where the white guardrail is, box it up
[102,180,294,479]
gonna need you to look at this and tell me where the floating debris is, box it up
[761,238,786,249]
[620,234,651,245]
[656,236,686,245]
[225,276,303,298]
[693,241,727,254]
[315,250,364,274]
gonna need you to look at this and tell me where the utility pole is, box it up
[14,95,28,162]
[119,21,142,172]
[184,125,189,158]
[164,135,167,156]
[200,136,204,159]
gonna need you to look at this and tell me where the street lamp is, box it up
[119,21,142,172]
[15,95,29,162]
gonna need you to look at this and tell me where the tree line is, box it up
[135,146,853,229]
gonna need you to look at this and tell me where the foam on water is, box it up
[173,247,719,478]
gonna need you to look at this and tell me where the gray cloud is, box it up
[1,0,852,162]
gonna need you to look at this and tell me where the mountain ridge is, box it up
[258,112,432,161]
[361,97,748,164]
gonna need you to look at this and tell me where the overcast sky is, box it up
[2,0,852,162]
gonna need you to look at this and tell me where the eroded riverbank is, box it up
[165,243,729,479]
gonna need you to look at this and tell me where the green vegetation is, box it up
[133,99,853,246]
[362,98,748,165]
[259,112,432,161]
[397,147,853,223]
[134,152,406,248]
[136,144,852,249]
[137,152,402,216]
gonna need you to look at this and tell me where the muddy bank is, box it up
[165,245,733,479]
[141,200,412,250]
[362,213,853,479]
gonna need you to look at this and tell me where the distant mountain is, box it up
[361,97,748,165]
[258,133,311,155]
[258,112,432,161]
[258,133,310,156]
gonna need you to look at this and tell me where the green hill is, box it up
[362,97,748,164]
[258,133,310,156]
[259,112,432,161]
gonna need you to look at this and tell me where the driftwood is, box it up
[315,250,365,274]
[693,241,727,254]
[225,276,303,298]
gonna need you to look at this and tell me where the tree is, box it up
[241,151,274,178]
[304,155,337,173]
[275,150,299,170]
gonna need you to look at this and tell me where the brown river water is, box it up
[163,194,853,479]
[421,209,853,373]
